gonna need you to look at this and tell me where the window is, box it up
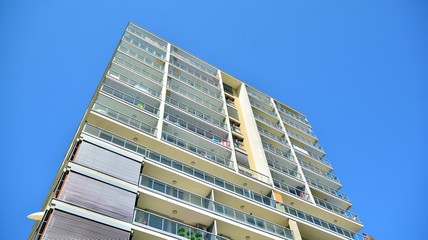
[223,83,233,95]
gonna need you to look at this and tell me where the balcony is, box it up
[227,104,240,121]
[127,23,167,50]
[112,52,163,84]
[298,158,340,184]
[169,70,222,100]
[142,149,272,204]
[281,116,317,139]
[139,175,294,240]
[107,68,161,99]
[171,47,219,77]
[167,75,223,110]
[293,146,331,168]
[272,178,310,202]
[258,126,288,146]
[165,96,226,130]
[122,32,166,61]
[100,82,159,116]
[225,95,235,108]
[267,159,303,182]
[237,164,270,184]
[313,196,361,223]
[92,102,157,136]
[287,129,323,153]
[246,86,272,106]
[164,112,229,148]
[118,42,165,72]
[170,57,219,88]
[262,142,293,161]
[250,98,277,119]
[306,176,350,203]
[230,121,241,134]
[134,209,228,240]
[232,137,244,150]
[276,103,310,125]
[161,132,233,169]
[167,80,224,114]
[254,113,282,131]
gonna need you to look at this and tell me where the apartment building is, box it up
[28,22,364,240]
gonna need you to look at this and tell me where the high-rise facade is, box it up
[28,22,364,240]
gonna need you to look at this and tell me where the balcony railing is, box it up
[258,127,288,145]
[169,71,221,100]
[262,143,293,161]
[250,100,277,118]
[276,104,310,125]
[294,147,331,167]
[92,103,157,136]
[267,160,303,181]
[134,208,228,240]
[112,54,163,83]
[230,124,241,133]
[81,124,360,240]
[306,177,350,202]
[287,129,323,152]
[170,59,219,87]
[298,158,340,183]
[141,149,274,206]
[127,24,167,50]
[164,113,229,148]
[232,138,244,149]
[100,85,159,115]
[122,32,165,59]
[246,88,272,106]
[168,81,224,113]
[313,196,360,223]
[254,113,282,130]
[162,132,233,169]
[139,175,294,240]
[282,116,317,138]
[118,44,164,71]
[237,164,270,184]
[171,51,218,77]
[165,96,226,129]
[107,69,161,98]
[272,179,310,202]
[226,98,235,107]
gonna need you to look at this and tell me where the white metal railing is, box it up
[107,69,161,98]
[165,96,226,129]
[254,113,282,130]
[112,54,163,83]
[118,44,164,71]
[93,103,157,135]
[306,176,350,202]
[100,84,159,115]
[162,132,233,169]
[126,24,167,50]
[167,80,224,113]
[123,31,166,58]
[258,126,288,145]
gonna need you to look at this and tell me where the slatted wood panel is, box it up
[74,141,141,184]
[58,172,136,222]
[41,210,130,240]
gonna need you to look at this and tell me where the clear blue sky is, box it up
[1,1,427,239]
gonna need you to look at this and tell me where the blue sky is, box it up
[1,0,427,239]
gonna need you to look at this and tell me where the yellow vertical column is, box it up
[288,219,303,240]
